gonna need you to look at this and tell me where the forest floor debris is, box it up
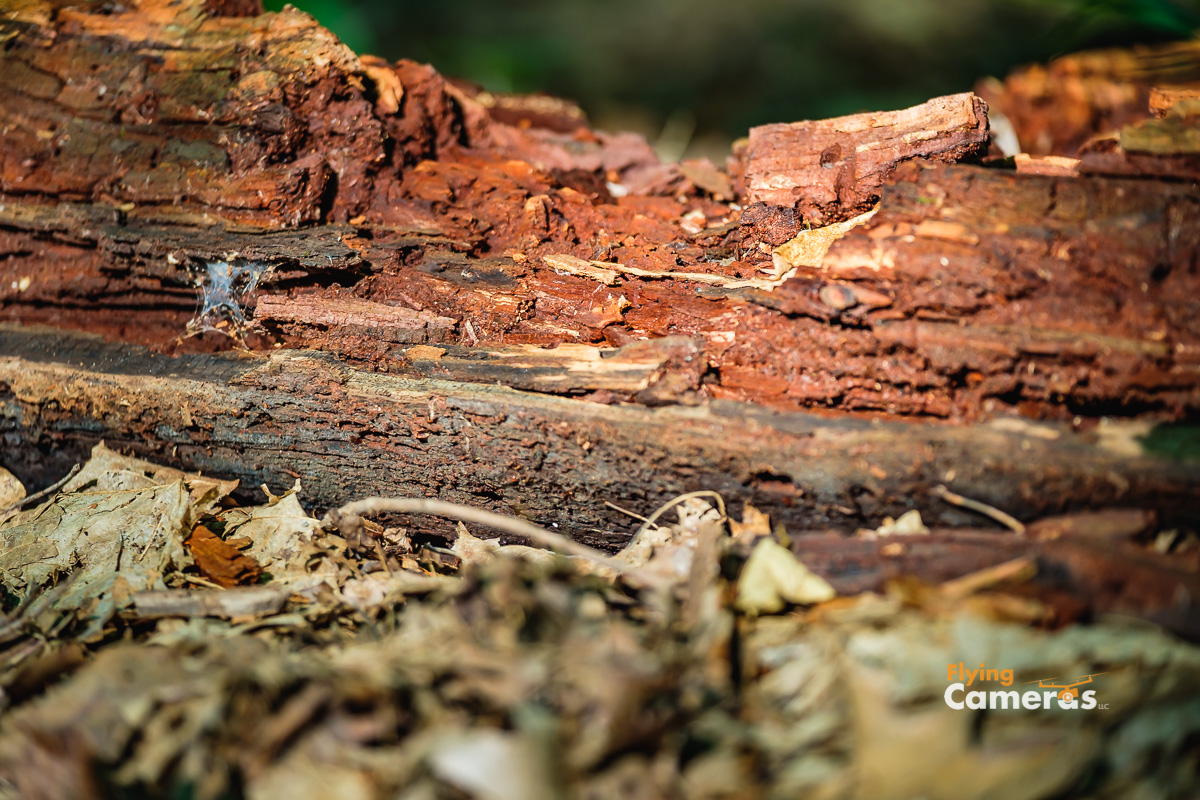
[1,445,1198,799]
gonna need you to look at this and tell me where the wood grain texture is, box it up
[3,326,1197,551]
[740,93,989,223]
[0,0,1197,429]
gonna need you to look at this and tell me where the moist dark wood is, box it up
[4,326,1198,551]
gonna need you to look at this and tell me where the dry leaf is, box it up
[0,466,25,509]
[185,524,263,588]
[729,503,772,544]
[736,538,836,614]
[221,490,325,576]
[0,479,192,638]
[874,510,931,538]
[428,729,556,800]
[63,442,238,514]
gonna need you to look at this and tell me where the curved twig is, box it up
[324,497,629,572]
[933,484,1025,534]
[633,490,728,540]
[0,463,81,521]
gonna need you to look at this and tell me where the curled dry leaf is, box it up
[219,488,340,591]
[0,467,25,509]
[736,537,836,614]
[184,524,263,588]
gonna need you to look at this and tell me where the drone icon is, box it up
[1024,672,1108,702]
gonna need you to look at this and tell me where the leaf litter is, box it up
[0,444,1198,799]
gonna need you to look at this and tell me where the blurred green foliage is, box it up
[1142,424,1200,461]
[264,0,1199,153]
[1034,0,1200,37]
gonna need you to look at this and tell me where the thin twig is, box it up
[374,538,393,576]
[179,573,227,590]
[604,500,649,522]
[934,484,1025,535]
[0,463,81,520]
[940,555,1036,599]
[633,490,728,540]
[325,497,629,572]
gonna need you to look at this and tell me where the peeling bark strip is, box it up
[740,93,989,223]
[794,162,1200,417]
[3,326,1199,548]
[394,336,706,400]
[255,294,458,344]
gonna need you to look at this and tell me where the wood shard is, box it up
[398,336,705,395]
[1013,154,1081,177]
[1149,86,1200,119]
[1119,114,1200,154]
[542,254,620,286]
[132,586,289,619]
[742,93,989,224]
[772,207,878,271]
[543,253,787,290]
[255,295,457,344]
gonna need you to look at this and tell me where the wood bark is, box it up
[1,0,1196,422]
[737,93,989,223]
[977,39,1200,157]
[0,0,1198,565]
[4,324,1199,545]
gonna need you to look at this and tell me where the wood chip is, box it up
[255,295,457,344]
[742,93,989,224]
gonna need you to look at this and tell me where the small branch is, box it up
[324,497,629,572]
[934,484,1026,534]
[940,555,1036,599]
[633,490,728,540]
[0,463,81,521]
[604,500,649,522]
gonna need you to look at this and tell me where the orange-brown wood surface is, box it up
[1,0,1198,557]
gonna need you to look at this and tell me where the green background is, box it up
[266,0,1199,158]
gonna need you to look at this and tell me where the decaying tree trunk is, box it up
[1,0,1199,562]
[8,323,1200,539]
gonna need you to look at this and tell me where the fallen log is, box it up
[4,6,1200,798]
[2,0,1198,424]
[977,39,1200,157]
[1,0,1199,564]
[3,325,1198,552]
